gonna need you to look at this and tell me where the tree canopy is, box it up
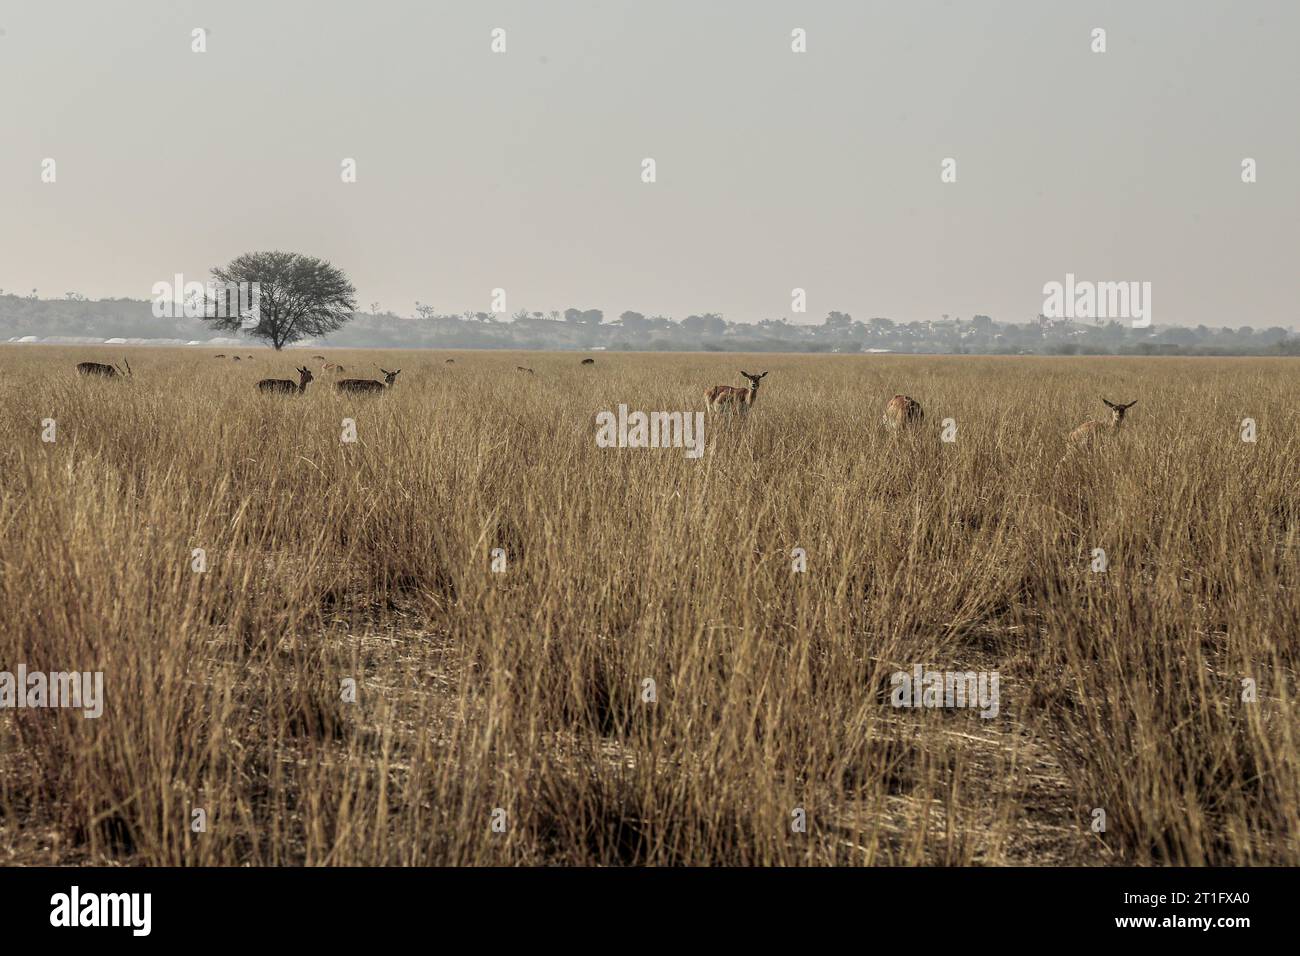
[205,251,357,350]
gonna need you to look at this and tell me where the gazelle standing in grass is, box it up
[1068,398,1138,447]
[706,370,767,414]
[76,359,132,378]
[257,366,313,394]
[336,368,401,394]
[882,394,923,429]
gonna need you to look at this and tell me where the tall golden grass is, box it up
[1,346,1296,865]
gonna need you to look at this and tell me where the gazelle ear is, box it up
[759,371,768,378]
[1124,400,1138,409]
[739,370,750,378]
[1102,399,1117,410]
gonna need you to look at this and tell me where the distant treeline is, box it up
[2,294,1297,356]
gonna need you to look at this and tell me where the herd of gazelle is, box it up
[702,369,1136,447]
[72,360,1137,445]
[252,365,402,394]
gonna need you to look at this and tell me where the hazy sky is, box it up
[2,0,1296,326]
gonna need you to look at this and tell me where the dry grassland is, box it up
[1,346,1297,865]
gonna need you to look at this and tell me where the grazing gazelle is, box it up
[336,368,401,394]
[705,370,767,413]
[76,359,131,378]
[232,355,241,361]
[1068,398,1138,446]
[214,354,226,359]
[882,394,923,429]
[516,366,534,374]
[257,366,313,394]
[581,358,595,365]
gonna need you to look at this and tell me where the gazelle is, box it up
[257,366,313,394]
[322,362,346,374]
[1068,398,1138,446]
[214,354,226,359]
[516,366,534,374]
[581,358,595,365]
[76,359,131,378]
[705,370,767,413]
[882,394,923,429]
[336,368,400,394]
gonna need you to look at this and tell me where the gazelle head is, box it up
[380,368,401,386]
[297,366,314,386]
[1102,398,1137,426]
[740,370,768,391]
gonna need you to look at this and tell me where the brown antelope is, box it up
[882,394,923,429]
[214,354,226,359]
[445,358,455,364]
[76,359,131,378]
[257,366,313,394]
[322,362,346,374]
[336,368,400,394]
[581,358,595,365]
[705,370,767,413]
[516,366,534,374]
[1068,398,1138,446]
[232,355,241,361]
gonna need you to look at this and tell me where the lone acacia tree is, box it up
[205,251,357,350]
